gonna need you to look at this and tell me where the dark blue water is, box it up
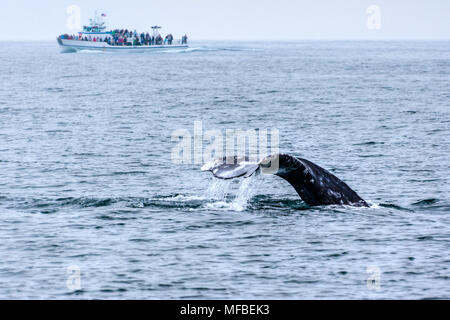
[0,41,449,299]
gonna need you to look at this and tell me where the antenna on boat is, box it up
[151,26,162,38]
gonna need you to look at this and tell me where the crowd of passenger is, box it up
[59,30,188,46]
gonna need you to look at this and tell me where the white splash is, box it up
[366,200,380,209]
[232,175,260,210]
[156,194,207,201]
[203,175,261,211]
[204,178,232,201]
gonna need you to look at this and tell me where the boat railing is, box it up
[59,34,188,46]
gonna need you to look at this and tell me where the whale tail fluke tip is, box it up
[201,156,260,180]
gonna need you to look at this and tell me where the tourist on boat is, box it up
[165,34,173,45]
[60,26,187,47]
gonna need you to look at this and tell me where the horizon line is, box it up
[1,38,450,42]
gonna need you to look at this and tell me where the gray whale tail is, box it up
[201,154,368,207]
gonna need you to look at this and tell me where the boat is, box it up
[57,13,188,53]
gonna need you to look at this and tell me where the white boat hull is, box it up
[57,38,188,53]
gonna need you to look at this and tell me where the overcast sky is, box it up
[2,0,450,41]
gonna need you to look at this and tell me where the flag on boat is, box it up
[101,13,106,17]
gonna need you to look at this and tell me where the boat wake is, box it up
[182,46,261,53]
[68,46,259,55]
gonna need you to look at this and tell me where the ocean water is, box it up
[0,41,449,299]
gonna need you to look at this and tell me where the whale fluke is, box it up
[201,156,260,179]
[201,154,368,207]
